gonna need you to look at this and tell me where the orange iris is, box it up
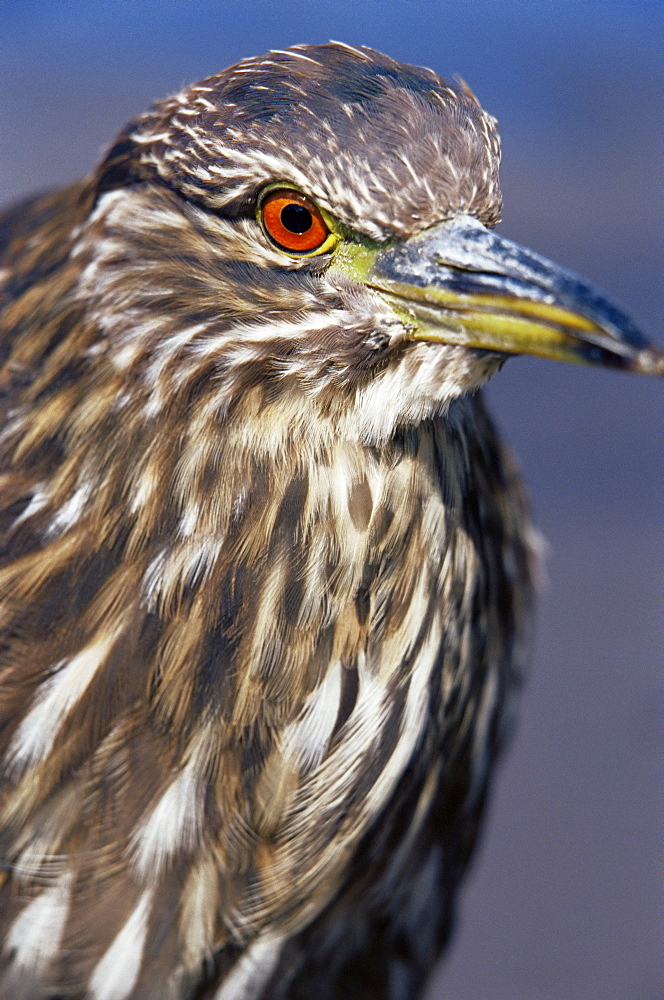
[261,189,330,253]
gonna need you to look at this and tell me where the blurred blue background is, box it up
[1,2,662,997]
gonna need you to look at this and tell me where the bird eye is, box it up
[260,189,333,254]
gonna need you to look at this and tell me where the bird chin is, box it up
[349,341,506,445]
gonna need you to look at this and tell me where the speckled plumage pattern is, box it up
[0,44,537,999]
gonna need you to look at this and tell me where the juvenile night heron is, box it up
[0,42,661,1000]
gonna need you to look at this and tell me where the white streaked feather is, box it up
[11,486,49,528]
[182,538,220,589]
[281,660,342,769]
[178,500,201,538]
[47,483,91,535]
[212,934,284,1000]
[141,549,168,606]
[5,872,73,974]
[88,889,153,1000]
[130,773,199,879]
[6,627,123,774]
[130,726,212,880]
[285,650,388,832]
[365,614,442,817]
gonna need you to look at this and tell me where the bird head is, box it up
[77,42,661,450]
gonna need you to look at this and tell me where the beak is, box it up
[363,215,663,375]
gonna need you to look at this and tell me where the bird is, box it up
[0,41,661,1000]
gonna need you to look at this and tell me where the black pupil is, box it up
[280,203,313,234]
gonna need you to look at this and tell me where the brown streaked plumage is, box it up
[0,42,661,1000]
